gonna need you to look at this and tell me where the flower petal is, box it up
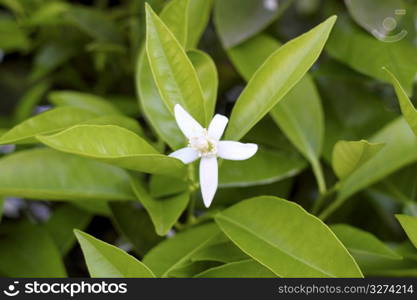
[174,104,204,138]
[169,147,199,164]
[199,156,218,207]
[217,141,258,160]
[208,114,229,140]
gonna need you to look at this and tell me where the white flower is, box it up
[169,104,258,207]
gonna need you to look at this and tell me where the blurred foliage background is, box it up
[0,0,417,277]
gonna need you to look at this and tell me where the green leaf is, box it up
[219,147,306,187]
[215,196,363,277]
[326,15,417,95]
[37,125,186,177]
[0,148,134,201]
[331,224,402,260]
[168,261,220,278]
[332,140,385,180]
[320,118,417,220]
[71,200,110,217]
[191,242,248,263]
[396,214,417,249]
[0,107,98,145]
[30,42,77,81]
[80,114,144,136]
[136,2,210,149]
[0,16,29,52]
[188,49,218,122]
[150,175,188,198]
[225,16,336,141]
[195,259,277,278]
[13,81,50,123]
[160,0,189,46]
[384,67,417,137]
[143,223,220,277]
[25,2,69,26]
[65,6,123,44]
[228,34,325,192]
[214,0,285,48]
[186,0,213,48]
[315,60,397,161]
[136,52,184,149]
[110,202,164,256]
[214,179,294,209]
[0,221,67,277]
[45,204,92,255]
[130,175,189,236]
[270,76,326,192]
[75,230,155,278]
[145,4,207,125]
[49,90,121,115]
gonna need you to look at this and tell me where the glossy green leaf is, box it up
[48,90,121,115]
[331,224,402,260]
[320,118,417,220]
[384,67,417,136]
[0,221,67,277]
[46,204,92,255]
[228,34,325,191]
[0,107,98,145]
[270,76,325,191]
[188,49,218,122]
[110,202,164,256]
[326,15,417,95]
[150,174,188,198]
[396,214,417,249]
[145,4,207,125]
[186,0,213,48]
[219,148,306,187]
[332,140,385,180]
[37,125,186,177]
[136,52,184,150]
[130,175,189,236]
[0,148,134,201]
[195,259,276,278]
[225,16,336,141]
[214,0,283,48]
[228,34,278,80]
[168,261,220,278]
[81,114,144,136]
[191,242,248,263]
[160,0,189,46]
[75,230,155,278]
[143,223,220,277]
[214,179,294,209]
[136,3,210,149]
[215,196,363,277]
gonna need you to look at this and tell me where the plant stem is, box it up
[311,158,327,196]
[186,192,197,225]
[311,182,339,214]
[186,164,198,225]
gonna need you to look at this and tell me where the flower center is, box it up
[188,129,217,157]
